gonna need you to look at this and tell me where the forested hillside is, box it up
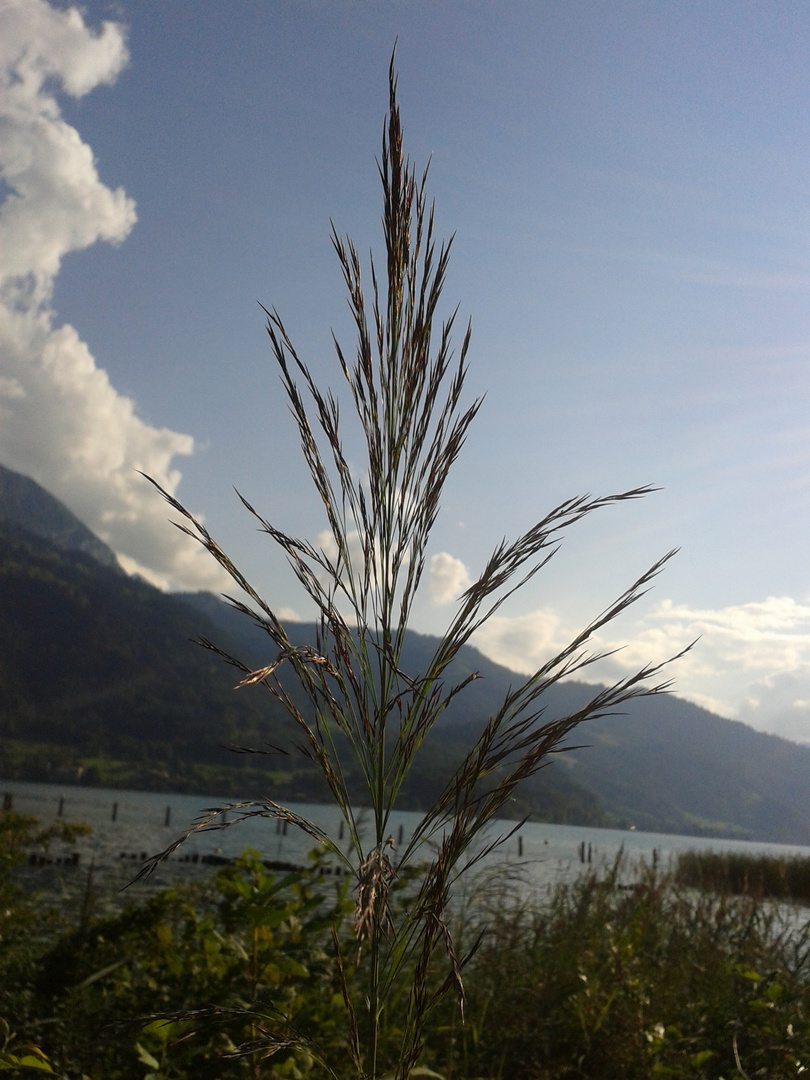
[2,463,809,842]
[0,518,601,821]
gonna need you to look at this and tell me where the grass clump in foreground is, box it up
[430,858,810,1080]
[139,53,687,1079]
[676,850,810,904]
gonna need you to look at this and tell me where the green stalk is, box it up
[143,47,685,1079]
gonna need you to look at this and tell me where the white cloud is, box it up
[0,0,227,592]
[467,592,810,743]
[316,528,366,571]
[0,0,129,98]
[599,596,810,680]
[428,552,472,604]
[472,609,562,672]
[737,672,810,744]
[0,0,134,296]
[278,605,301,622]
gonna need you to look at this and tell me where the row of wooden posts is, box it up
[2,791,174,825]
[5,792,614,865]
[106,801,172,826]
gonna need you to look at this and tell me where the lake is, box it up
[5,779,810,904]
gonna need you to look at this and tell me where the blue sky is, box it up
[1,0,810,742]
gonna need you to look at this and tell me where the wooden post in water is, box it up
[111,802,118,822]
[2,793,12,811]
[58,796,64,817]
[165,806,171,826]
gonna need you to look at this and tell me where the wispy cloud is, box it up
[610,597,810,680]
[685,268,810,291]
[0,0,226,591]
[737,671,810,745]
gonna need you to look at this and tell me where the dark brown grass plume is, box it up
[140,49,688,1080]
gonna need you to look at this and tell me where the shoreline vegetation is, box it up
[2,809,809,1078]
[675,849,810,904]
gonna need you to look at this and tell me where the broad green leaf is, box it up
[14,1055,54,1072]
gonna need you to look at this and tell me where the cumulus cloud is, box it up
[0,0,227,591]
[468,593,810,742]
[428,552,472,604]
[634,597,810,741]
[471,609,562,672]
[594,596,810,681]
[737,672,810,744]
[277,605,302,622]
[316,528,365,571]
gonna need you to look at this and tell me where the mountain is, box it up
[182,591,810,845]
[0,518,603,820]
[1,464,809,844]
[0,464,121,572]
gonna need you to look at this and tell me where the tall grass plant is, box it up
[142,54,686,1078]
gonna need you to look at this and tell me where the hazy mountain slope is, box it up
[180,591,536,726]
[0,463,121,572]
[562,696,810,843]
[0,521,309,789]
[0,522,602,819]
[184,593,810,844]
[1,468,809,842]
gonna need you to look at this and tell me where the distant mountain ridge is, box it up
[180,591,810,845]
[0,463,121,572]
[1,463,809,844]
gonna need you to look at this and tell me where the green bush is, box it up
[0,808,90,1059]
[0,1016,54,1073]
[23,850,354,1079]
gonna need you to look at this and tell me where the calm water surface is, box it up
[5,780,810,904]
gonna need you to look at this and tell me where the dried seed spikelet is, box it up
[354,840,395,944]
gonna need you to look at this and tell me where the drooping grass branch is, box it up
[143,50,688,1080]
